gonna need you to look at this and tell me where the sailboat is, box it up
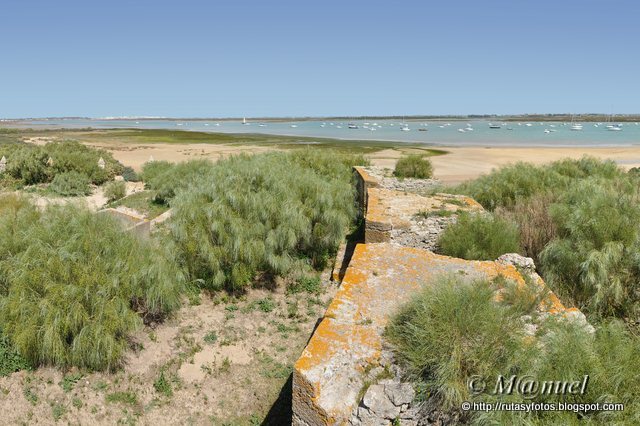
[570,116,583,131]
[242,117,249,125]
[400,116,410,131]
[605,114,622,131]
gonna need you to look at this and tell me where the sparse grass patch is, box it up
[107,190,169,219]
[415,209,455,219]
[23,386,38,405]
[106,391,138,406]
[257,352,291,379]
[203,331,218,345]
[287,274,323,295]
[51,403,67,421]
[256,297,276,313]
[153,371,173,397]
[60,372,83,392]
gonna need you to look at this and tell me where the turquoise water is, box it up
[14,118,640,147]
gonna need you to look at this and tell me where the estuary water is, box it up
[12,118,640,147]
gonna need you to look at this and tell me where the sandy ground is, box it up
[83,141,279,171]
[0,275,337,425]
[368,146,640,184]
[30,182,145,211]
[24,135,640,185]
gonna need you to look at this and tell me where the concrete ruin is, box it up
[292,167,578,425]
[98,208,150,239]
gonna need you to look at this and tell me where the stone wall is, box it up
[292,167,579,425]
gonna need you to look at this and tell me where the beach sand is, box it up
[369,146,640,185]
[73,138,640,186]
[81,141,279,171]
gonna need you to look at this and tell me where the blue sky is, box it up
[1,0,638,118]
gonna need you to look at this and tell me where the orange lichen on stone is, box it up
[353,166,380,189]
[293,243,572,425]
[364,187,484,244]
[293,169,577,425]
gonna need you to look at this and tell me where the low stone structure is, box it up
[292,167,581,425]
[362,166,440,195]
[292,244,568,425]
[366,187,482,250]
[98,208,150,238]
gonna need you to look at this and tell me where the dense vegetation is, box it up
[0,148,366,373]
[394,154,433,179]
[386,275,640,425]
[166,150,368,291]
[0,194,184,370]
[49,170,92,196]
[142,159,213,204]
[0,140,122,189]
[451,157,640,320]
[104,180,126,201]
[438,212,520,260]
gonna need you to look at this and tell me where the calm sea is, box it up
[12,119,640,147]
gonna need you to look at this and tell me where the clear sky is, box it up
[1,0,638,118]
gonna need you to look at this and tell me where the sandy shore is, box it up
[82,141,279,171]
[72,138,640,186]
[369,146,640,185]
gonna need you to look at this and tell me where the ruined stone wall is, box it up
[292,167,580,426]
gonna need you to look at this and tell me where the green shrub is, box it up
[141,160,173,185]
[438,212,520,260]
[49,171,92,196]
[0,332,32,376]
[3,145,49,185]
[454,156,623,211]
[104,180,126,202]
[167,151,357,292]
[394,154,433,179]
[385,275,527,408]
[145,160,213,204]
[540,179,640,318]
[0,141,122,186]
[387,275,640,424]
[495,192,558,263]
[453,157,640,320]
[287,274,323,295]
[121,166,140,182]
[44,141,122,185]
[0,197,184,370]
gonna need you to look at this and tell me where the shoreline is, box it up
[6,124,640,149]
[7,126,640,186]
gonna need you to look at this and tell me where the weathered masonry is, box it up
[292,167,582,425]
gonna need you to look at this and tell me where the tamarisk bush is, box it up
[0,194,184,370]
[167,150,364,291]
[454,156,640,320]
